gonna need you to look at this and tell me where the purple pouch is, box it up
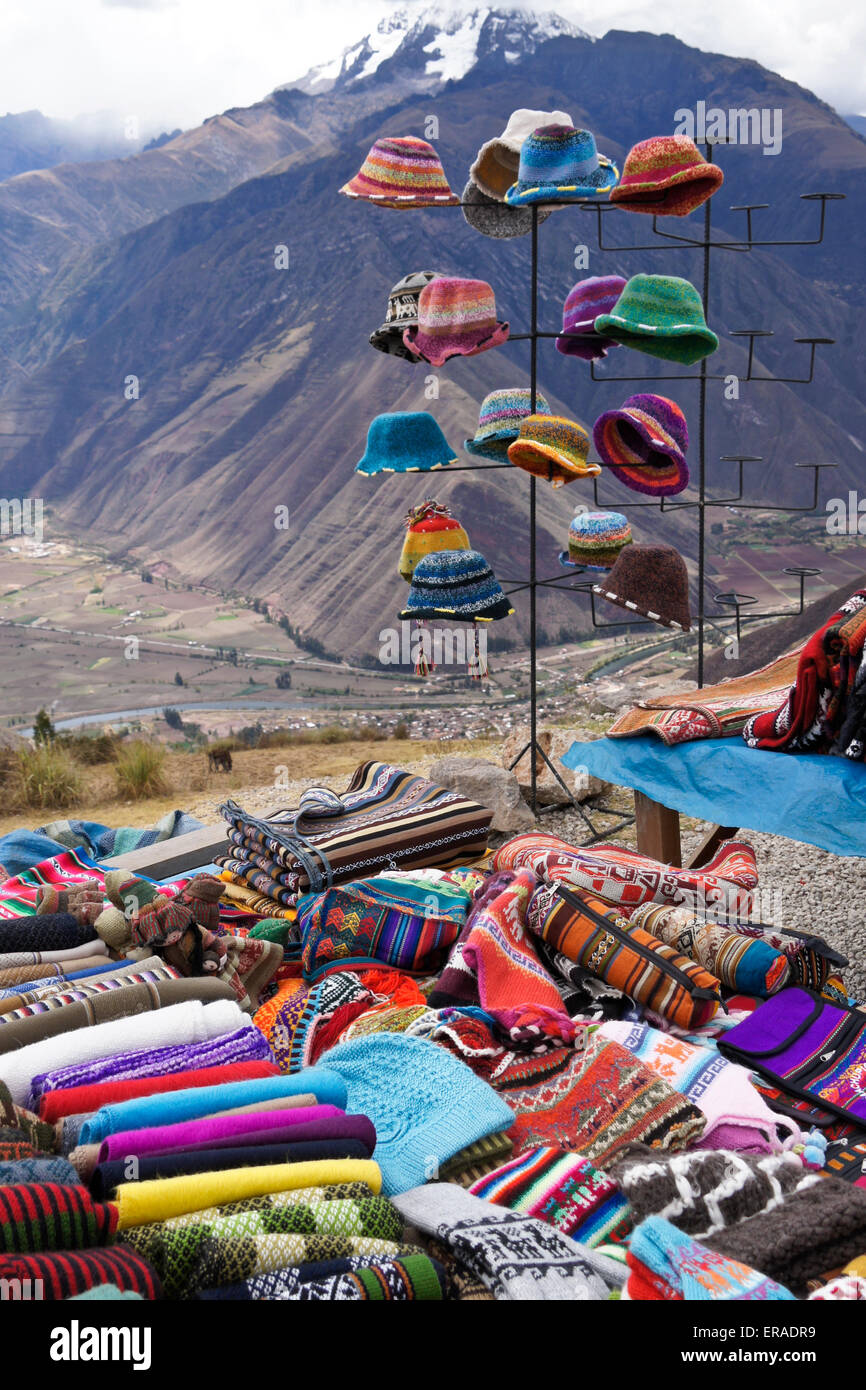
[719,986,866,1126]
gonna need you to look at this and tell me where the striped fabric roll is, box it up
[470,1146,632,1247]
[0,1182,117,1253]
[0,1245,160,1299]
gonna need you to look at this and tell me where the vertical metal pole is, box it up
[529,205,539,811]
[697,149,713,689]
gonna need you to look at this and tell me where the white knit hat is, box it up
[470,107,572,200]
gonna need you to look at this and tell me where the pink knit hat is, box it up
[403,278,510,366]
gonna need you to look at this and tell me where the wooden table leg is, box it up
[634,790,682,867]
[686,823,740,870]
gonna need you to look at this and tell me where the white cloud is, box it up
[0,0,863,136]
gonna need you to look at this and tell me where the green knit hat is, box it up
[594,275,719,365]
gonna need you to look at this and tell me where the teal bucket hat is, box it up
[505,125,618,206]
[356,412,458,475]
[594,274,719,365]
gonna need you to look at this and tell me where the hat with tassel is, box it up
[399,500,471,582]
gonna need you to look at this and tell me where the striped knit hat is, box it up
[594,275,718,365]
[399,550,513,622]
[505,126,619,206]
[593,394,689,496]
[593,543,691,631]
[356,412,457,476]
[556,276,628,361]
[465,388,552,460]
[404,278,509,367]
[470,1146,632,1247]
[610,136,724,217]
[370,270,445,359]
[399,501,471,582]
[507,415,600,489]
[340,136,459,208]
[470,108,573,200]
[560,510,632,570]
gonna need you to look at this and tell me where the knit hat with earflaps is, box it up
[470,108,572,200]
[594,274,718,365]
[556,276,628,361]
[505,126,619,206]
[356,412,458,476]
[398,501,471,582]
[507,415,600,488]
[461,179,554,239]
[593,394,689,497]
[593,544,691,631]
[317,1033,515,1197]
[465,388,552,461]
[403,278,509,366]
[399,549,513,623]
[370,270,445,359]
[340,135,460,208]
[610,135,724,217]
[559,510,632,570]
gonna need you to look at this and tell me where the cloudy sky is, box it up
[1,0,863,135]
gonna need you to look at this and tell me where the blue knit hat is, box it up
[356,412,457,475]
[398,549,513,622]
[505,125,618,206]
[317,1033,515,1196]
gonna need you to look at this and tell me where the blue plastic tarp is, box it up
[562,736,866,858]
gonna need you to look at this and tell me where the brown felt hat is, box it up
[593,543,691,631]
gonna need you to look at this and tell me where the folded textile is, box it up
[494,1033,706,1164]
[628,902,790,997]
[438,1133,514,1188]
[0,961,182,1023]
[197,1251,445,1302]
[626,1215,796,1301]
[0,1245,161,1299]
[704,1175,866,1298]
[492,832,757,916]
[217,762,493,909]
[469,1146,632,1247]
[297,873,470,982]
[0,849,110,919]
[0,1182,117,1253]
[93,1140,373,1198]
[0,939,109,969]
[726,924,846,992]
[393,1184,618,1301]
[600,1020,796,1153]
[810,1275,866,1300]
[0,1079,56,1154]
[114,1159,382,1228]
[38,1060,279,1125]
[80,1068,347,1145]
[0,1157,82,1185]
[30,1022,271,1101]
[744,590,866,755]
[98,1107,373,1162]
[318,1033,515,1197]
[0,977,239,1060]
[1,997,246,1106]
[0,913,96,954]
[125,1205,408,1298]
[0,811,203,878]
[610,1145,820,1240]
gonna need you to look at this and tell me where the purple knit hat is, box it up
[556,276,628,361]
[593,394,689,497]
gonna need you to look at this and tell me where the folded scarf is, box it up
[0,1245,161,1299]
[197,1251,445,1301]
[30,1022,271,1101]
[124,1198,405,1298]
[38,1060,279,1124]
[0,913,97,954]
[1,997,246,1105]
[0,938,108,968]
[0,1182,117,1253]
[0,1156,82,1185]
[98,1107,371,1162]
[178,1233,416,1298]
[114,1158,382,1228]
[0,962,181,1023]
[79,1068,347,1145]
[469,1145,632,1248]
[626,1214,795,1301]
[92,1139,373,1198]
[0,1079,56,1154]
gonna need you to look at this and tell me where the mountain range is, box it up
[0,5,863,667]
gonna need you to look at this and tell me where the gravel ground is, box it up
[188,761,866,1003]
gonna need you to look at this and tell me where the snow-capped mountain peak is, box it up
[287,6,591,95]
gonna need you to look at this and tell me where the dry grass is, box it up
[112,741,170,801]
[14,744,85,811]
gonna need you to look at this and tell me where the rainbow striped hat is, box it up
[340,136,460,209]
[465,388,552,460]
[403,278,509,367]
[507,415,601,489]
[593,394,689,497]
[505,126,619,206]
[556,276,628,362]
[560,510,633,570]
[610,136,724,217]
